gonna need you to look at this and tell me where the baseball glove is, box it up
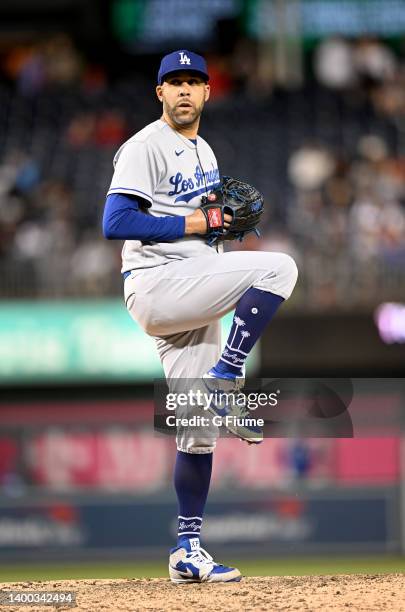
[199,176,264,246]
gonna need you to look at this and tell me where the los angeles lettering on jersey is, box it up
[168,164,220,198]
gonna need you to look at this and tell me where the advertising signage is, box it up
[0,301,257,383]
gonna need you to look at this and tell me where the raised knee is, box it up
[272,253,298,299]
[282,254,298,285]
[142,320,160,335]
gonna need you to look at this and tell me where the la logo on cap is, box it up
[179,51,191,65]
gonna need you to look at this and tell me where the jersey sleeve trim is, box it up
[107,186,153,205]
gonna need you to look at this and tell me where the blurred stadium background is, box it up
[0,0,405,581]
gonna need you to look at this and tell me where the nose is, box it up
[179,82,191,96]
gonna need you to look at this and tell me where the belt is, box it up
[123,271,131,280]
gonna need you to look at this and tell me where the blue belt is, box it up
[123,271,131,280]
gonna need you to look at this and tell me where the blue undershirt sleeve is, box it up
[102,193,186,241]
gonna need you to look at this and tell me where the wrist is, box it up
[185,210,207,235]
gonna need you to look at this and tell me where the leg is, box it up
[212,287,285,378]
[126,250,297,443]
[124,250,298,336]
[153,323,241,582]
[155,321,221,453]
[156,323,219,534]
[125,250,297,582]
[173,451,212,542]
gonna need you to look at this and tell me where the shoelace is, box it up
[186,547,218,567]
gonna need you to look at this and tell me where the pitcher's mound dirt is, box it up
[1,574,404,611]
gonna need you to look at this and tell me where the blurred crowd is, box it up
[0,33,404,307]
[0,151,121,297]
[285,136,405,307]
[288,36,405,307]
[1,34,107,97]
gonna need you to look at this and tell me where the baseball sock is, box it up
[214,288,284,378]
[174,450,212,547]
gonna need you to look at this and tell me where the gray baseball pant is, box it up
[125,250,298,453]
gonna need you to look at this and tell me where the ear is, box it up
[156,84,163,102]
[204,83,210,102]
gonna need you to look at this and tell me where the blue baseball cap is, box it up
[157,50,209,85]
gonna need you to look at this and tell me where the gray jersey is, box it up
[108,119,221,272]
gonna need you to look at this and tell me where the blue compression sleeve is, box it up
[102,193,185,241]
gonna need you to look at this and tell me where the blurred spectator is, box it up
[16,44,47,97]
[206,56,234,101]
[43,34,82,86]
[65,110,128,148]
[1,34,84,95]
[288,144,335,191]
[81,65,108,98]
[314,36,398,92]
[357,134,388,163]
[314,36,356,90]
[353,37,397,87]
[2,44,35,82]
[13,153,41,197]
[324,158,353,211]
[70,232,118,296]
[0,150,41,198]
[0,150,41,258]
[65,113,97,148]
[2,42,47,96]
[94,110,128,147]
[349,198,405,262]
[231,37,269,96]
[37,180,74,222]
[372,69,405,119]
[13,221,52,260]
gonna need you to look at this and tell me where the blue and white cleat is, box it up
[169,538,242,584]
[202,367,263,444]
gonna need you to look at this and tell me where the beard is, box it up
[164,98,205,127]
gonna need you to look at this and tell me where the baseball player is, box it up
[103,50,298,583]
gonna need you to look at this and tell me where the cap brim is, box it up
[160,69,209,84]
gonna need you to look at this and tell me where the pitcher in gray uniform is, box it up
[103,50,298,583]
